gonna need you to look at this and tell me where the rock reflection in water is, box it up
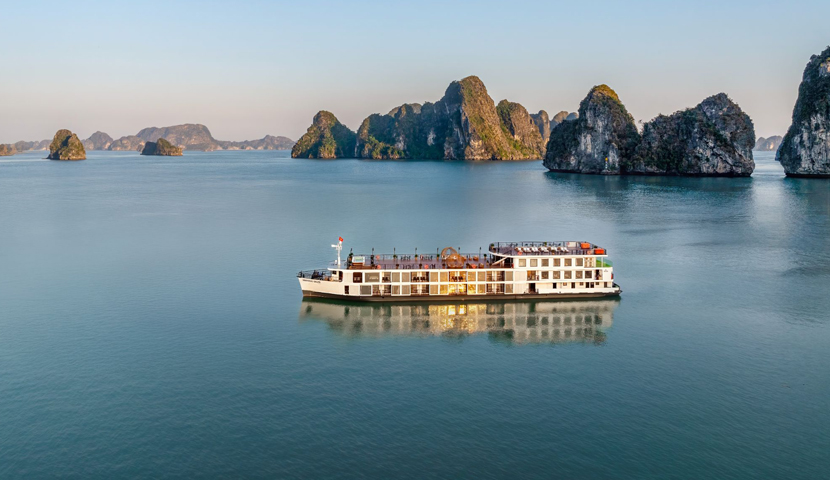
[299,299,619,345]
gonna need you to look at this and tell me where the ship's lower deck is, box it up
[301,287,622,303]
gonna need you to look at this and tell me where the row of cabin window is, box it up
[352,270,602,283]
[518,257,600,268]
[345,281,613,295]
[354,271,511,284]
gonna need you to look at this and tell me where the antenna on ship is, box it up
[332,236,343,266]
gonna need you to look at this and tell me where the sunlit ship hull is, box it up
[298,241,622,303]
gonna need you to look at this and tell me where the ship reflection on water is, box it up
[299,299,619,345]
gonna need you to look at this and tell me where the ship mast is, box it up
[332,237,343,266]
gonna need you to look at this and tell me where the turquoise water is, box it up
[1,150,828,478]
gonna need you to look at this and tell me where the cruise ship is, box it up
[297,239,622,302]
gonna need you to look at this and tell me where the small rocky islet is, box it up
[0,143,17,156]
[47,129,86,161]
[140,138,183,156]
[777,45,830,177]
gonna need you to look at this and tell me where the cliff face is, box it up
[82,131,113,150]
[109,135,145,152]
[754,136,783,151]
[356,113,405,159]
[0,144,16,156]
[140,138,183,156]
[291,111,357,159]
[47,129,86,160]
[777,46,830,176]
[530,110,551,141]
[350,76,544,160]
[628,93,755,176]
[544,85,640,174]
[496,100,546,158]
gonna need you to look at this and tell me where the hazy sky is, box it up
[2,0,828,143]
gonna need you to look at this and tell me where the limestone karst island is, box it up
[141,138,183,156]
[47,129,86,161]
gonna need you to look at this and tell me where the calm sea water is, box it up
[0,150,828,479]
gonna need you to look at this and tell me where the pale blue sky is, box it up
[1,0,828,142]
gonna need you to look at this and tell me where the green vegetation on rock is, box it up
[47,129,86,161]
[291,111,357,159]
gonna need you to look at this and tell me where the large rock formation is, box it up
[140,138,183,156]
[777,46,830,177]
[552,111,570,124]
[109,135,146,152]
[13,140,50,152]
[627,93,755,176]
[349,76,545,160]
[219,135,294,150]
[133,124,217,151]
[291,111,357,159]
[107,124,294,152]
[0,144,16,156]
[496,100,546,158]
[47,129,86,160]
[543,85,640,174]
[82,131,113,150]
[530,110,551,141]
[754,136,782,151]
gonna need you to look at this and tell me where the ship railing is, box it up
[489,241,606,256]
[297,269,338,281]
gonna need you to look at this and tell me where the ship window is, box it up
[505,271,513,282]
[392,272,400,283]
[440,272,449,283]
[530,259,537,267]
[402,272,411,282]
[542,259,549,267]
[576,271,583,279]
[382,272,391,283]
[518,259,526,267]
[505,283,513,294]
[576,258,583,267]
[554,258,561,267]
[392,285,400,295]
[365,272,380,283]
[565,258,572,267]
[402,285,411,295]
[430,272,439,283]
[585,271,592,279]
[564,271,572,279]
[440,285,449,295]
[542,271,549,279]
[345,286,350,295]
[360,285,372,295]
[353,272,362,283]
[430,284,438,295]
[553,271,560,279]
[477,271,485,282]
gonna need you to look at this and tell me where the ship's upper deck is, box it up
[489,241,606,256]
[334,241,609,271]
